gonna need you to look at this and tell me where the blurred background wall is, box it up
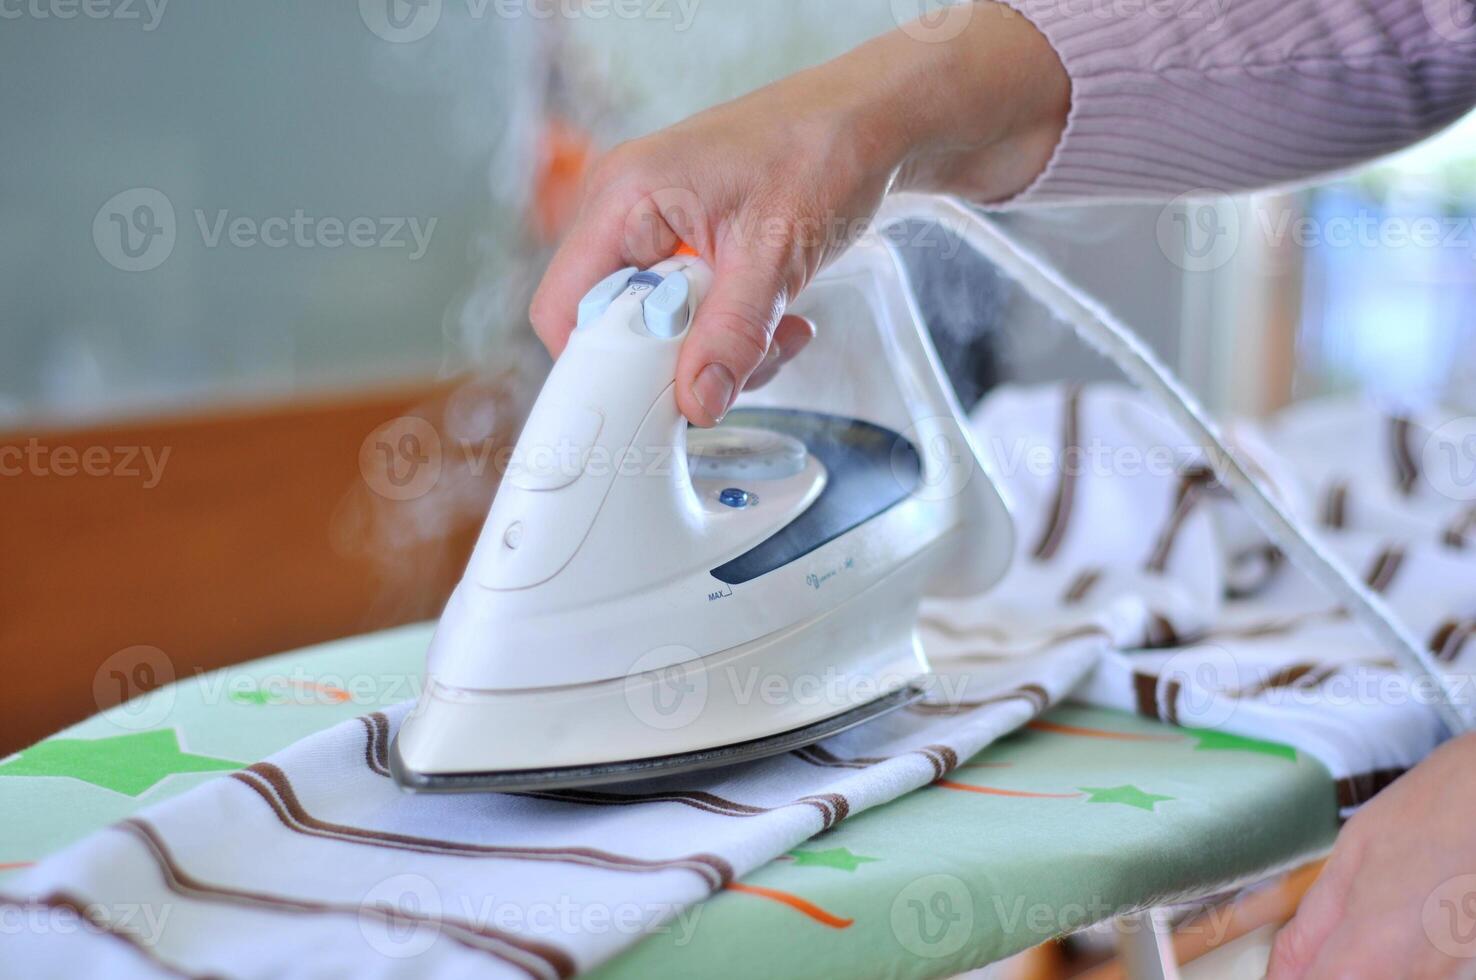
[3,0,1473,749]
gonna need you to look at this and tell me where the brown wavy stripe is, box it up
[793,743,961,783]
[116,819,575,979]
[1444,507,1476,549]
[1335,767,1406,810]
[909,683,1051,719]
[791,745,886,770]
[1131,671,1181,725]
[0,889,219,980]
[797,793,851,829]
[517,786,843,829]
[1031,385,1083,562]
[357,713,390,777]
[1363,546,1406,594]
[1390,415,1419,496]
[1321,481,1349,530]
[518,787,770,817]
[919,744,960,780]
[1143,613,1182,649]
[1145,477,1203,574]
[1431,620,1476,664]
[231,763,733,890]
[1062,568,1103,605]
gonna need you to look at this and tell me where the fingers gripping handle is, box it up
[475,256,711,591]
[549,252,712,445]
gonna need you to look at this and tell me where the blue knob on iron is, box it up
[642,270,690,338]
[718,487,751,508]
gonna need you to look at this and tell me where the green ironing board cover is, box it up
[0,624,1337,977]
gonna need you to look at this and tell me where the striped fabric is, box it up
[940,384,1475,819]
[4,643,1099,977]
[999,0,1476,204]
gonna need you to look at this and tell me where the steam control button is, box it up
[576,266,638,329]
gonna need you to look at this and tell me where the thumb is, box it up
[676,253,789,427]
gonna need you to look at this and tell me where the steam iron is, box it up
[391,233,1016,792]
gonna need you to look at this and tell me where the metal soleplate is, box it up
[389,684,925,794]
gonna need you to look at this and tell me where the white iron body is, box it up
[392,234,1015,791]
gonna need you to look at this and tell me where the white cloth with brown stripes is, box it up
[4,647,1099,977]
[928,384,1474,819]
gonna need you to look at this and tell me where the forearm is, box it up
[820,0,1476,206]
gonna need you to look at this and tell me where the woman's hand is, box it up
[529,3,1068,426]
[1268,732,1476,979]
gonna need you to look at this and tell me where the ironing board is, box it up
[0,623,1338,977]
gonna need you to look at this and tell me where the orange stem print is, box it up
[934,780,1084,799]
[726,882,854,928]
[1027,719,1182,742]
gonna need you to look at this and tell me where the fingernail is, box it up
[693,363,736,424]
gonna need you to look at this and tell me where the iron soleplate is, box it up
[388,684,924,794]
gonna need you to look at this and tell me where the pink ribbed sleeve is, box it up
[998,0,1476,203]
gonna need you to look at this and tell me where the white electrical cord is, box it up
[880,192,1472,734]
